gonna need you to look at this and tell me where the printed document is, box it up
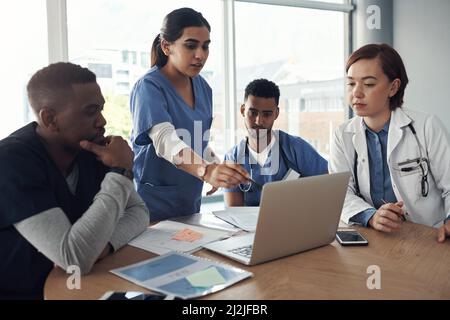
[111,252,252,299]
[128,220,233,255]
[212,207,259,232]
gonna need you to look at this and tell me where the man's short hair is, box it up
[27,62,96,113]
[244,79,280,106]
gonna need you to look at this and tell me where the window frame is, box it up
[46,0,354,204]
[46,0,354,134]
[236,0,353,13]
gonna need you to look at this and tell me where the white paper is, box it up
[213,207,259,232]
[338,220,351,229]
[170,212,240,233]
[128,220,232,254]
[283,168,301,181]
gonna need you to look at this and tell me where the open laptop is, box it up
[203,172,350,265]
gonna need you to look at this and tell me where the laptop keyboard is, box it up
[229,245,253,258]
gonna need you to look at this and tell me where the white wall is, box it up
[393,0,450,130]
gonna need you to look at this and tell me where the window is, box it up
[0,0,48,139]
[0,0,353,214]
[64,0,350,206]
[116,82,130,89]
[67,0,224,145]
[121,51,129,64]
[121,50,137,65]
[234,1,348,159]
[309,0,347,3]
[88,63,113,78]
[116,70,130,76]
[129,51,137,65]
[140,52,150,69]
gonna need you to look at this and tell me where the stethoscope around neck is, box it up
[238,133,295,193]
[353,123,429,198]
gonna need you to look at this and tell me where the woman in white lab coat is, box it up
[329,43,450,242]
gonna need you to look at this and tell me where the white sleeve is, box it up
[203,145,221,164]
[149,122,221,164]
[425,115,450,220]
[149,122,190,164]
[328,127,373,224]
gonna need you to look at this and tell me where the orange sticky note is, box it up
[172,228,203,242]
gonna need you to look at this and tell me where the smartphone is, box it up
[336,230,368,246]
[100,291,170,300]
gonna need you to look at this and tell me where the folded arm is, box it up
[14,173,149,275]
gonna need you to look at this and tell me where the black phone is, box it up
[336,230,368,246]
[100,291,169,300]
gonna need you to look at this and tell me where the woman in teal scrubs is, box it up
[130,8,249,221]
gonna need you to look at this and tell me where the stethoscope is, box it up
[353,123,429,198]
[238,133,296,193]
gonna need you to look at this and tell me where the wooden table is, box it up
[44,221,450,299]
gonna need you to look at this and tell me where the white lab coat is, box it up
[329,108,450,227]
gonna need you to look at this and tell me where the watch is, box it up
[110,167,134,180]
[197,163,210,181]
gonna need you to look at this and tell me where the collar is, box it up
[344,108,413,134]
[363,119,390,136]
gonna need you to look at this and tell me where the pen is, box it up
[248,177,263,190]
[381,199,406,221]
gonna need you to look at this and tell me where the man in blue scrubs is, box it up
[224,79,328,206]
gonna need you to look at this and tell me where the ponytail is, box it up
[150,34,168,68]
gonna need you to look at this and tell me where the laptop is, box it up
[203,172,350,265]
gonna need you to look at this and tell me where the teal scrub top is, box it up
[130,67,212,221]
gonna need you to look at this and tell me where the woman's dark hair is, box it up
[151,7,211,68]
[346,43,409,110]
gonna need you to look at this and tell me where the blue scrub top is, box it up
[224,130,328,206]
[130,66,213,221]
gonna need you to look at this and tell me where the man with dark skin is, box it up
[0,62,149,299]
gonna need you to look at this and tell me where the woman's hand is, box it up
[204,163,250,189]
[437,219,450,243]
[368,201,405,233]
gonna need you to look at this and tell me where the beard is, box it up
[88,128,106,146]
[91,135,106,146]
